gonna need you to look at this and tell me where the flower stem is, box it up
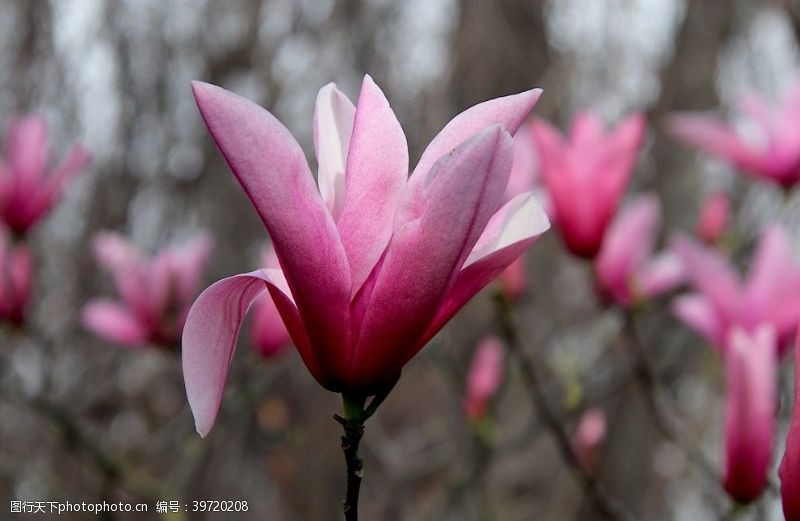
[336,395,366,521]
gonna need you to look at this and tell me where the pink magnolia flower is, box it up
[531,112,646,258]
[250,246,291,359]
[0,115,90,236]
[183,76,550,436]
[672,226,800,356]
[780,332,800,520]
[0,229,31,326]
[723,325,777,503]
[82,231,213,349]
[696,192,730,245]
[572,408,607,472]
[594,195,685,307]
[463,336,505,421]
[667,82,800,189]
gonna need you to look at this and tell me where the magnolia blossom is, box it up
[0,229,31,326]
[672,226,800,356]
[673,230,796,502]
[696,192,730,245]
[82,231,213,349]
[531,112,646,258]
[572,408,607,472]
[723,326,776,503]
[780,334,800,520]
[183,76,550,436]
[250,246,291,358]
[463,336,505,421]
[0,115,90,236]
[667,82,800,189]
[594,195,684,307]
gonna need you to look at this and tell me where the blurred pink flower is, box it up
[183,76,550,436]
[780,332,800,520]
[667,82,800,189]
[696,191,730,245]
[572,408,607,472]
[0,115,90,236]
[531,112,646,258]
[672,226,800,356]
[497,257,526,301]
[723,325,777,503]
[463,336,505,421]
[594,195,685,307]
[82,231,213,349]
[250,246,291,359]
[0,230,31,326]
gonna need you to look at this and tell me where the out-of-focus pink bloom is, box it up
[531,112,646,258]
[696,192,730,245]
[572,408,607,472]
[0,116,90,236]
[0,230,31,326]
[594,195,685,307]
[667,82,800,189]
[780,332,800,520]
[184,77,551,436]
[672,226,800,356]
[82,231,213,349]
[250,246,291,358]
[723,325,777,503]
[497,257,526,301]
[463,336,505,421]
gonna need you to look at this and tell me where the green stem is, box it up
[336,395,366,521]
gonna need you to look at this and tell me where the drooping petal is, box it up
[350,126,515,392]
[81,300,149,347]
[192,81,353,389]
[313,83,355,218]
[337,76,409,294]
[780,332,800,521]
[723,326,777,503]
[397,88,542,226]
[182,269,314,436]
[672,294,725,350]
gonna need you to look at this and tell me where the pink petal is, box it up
[313,83,355,218]
[182,269,314,436]
[595,195,660,301]
[696,191,730,244]
[5,116,49,188]
[420,195,548,347]
[569,112,604,147]
[498,256,527,301]
[572,408,607,471]
[337,76,409,294]
[665,114,765,174]
[505,123,538,200]
[780,332,800,521]
[635,252,685,300]
[745,226,800,345]
[192,81,353,388]
[463,336,505,420]
[350,126,514,392]
[397,88,542,226]
[26,144,91,223]
[81,299,149,347]
[723,326,777,503]
[671,234,742,324]
[672,294,725,350]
